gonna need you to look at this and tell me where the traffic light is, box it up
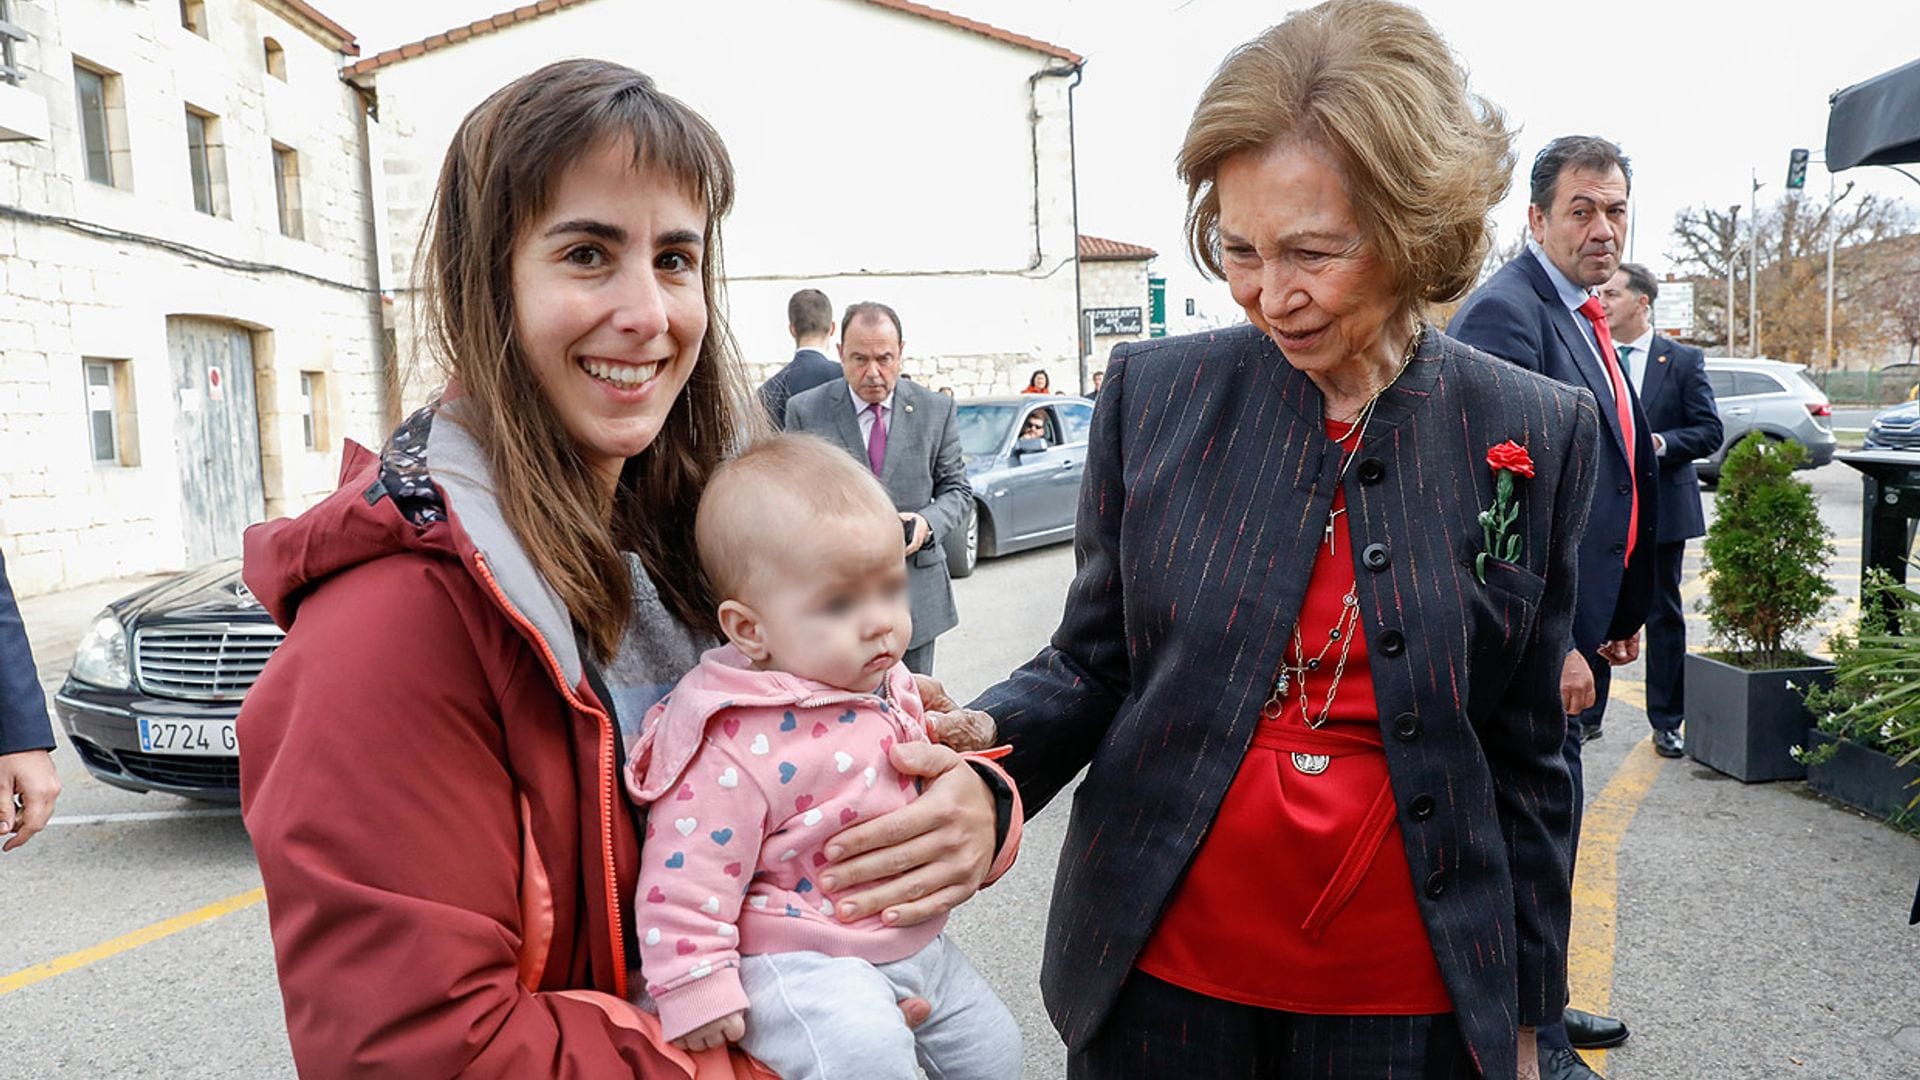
[1786,148,1809,190]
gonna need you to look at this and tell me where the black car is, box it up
[55,559,282,802]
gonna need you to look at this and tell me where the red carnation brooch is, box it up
[1476,440,1534,584]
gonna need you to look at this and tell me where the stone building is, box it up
[0,0,387,594]
[1078,233,1156,382]
[342,0,1085,403]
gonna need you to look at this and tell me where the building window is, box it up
[185,106,227,217]
[0,0,26,87]
[298,370,328,451]
[84,359,139,466]
[74,62,115,182]
[263,37,285,79]
[179,0,207,36]
[271,142,302,238]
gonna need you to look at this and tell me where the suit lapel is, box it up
[829,383,868,465]
[1521,251,1628,456]
[1640,335,1672,411]
[878,383,914,488]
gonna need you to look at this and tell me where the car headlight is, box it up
[71,611,131,690]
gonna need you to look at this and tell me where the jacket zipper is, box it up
[471,552,628,1001]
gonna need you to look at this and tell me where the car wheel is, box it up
[947,510,979,578]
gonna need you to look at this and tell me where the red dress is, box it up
[1135,421,1452,1015]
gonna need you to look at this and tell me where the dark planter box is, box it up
[1683,654,1833,781]
[1805,730,1920,821]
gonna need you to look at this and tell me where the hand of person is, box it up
[821,741,996,927]
[1,749,60,852]
[1517,1026,1539,1080]
[1599,633,1640,666]
[671,1010,745,1052]
[914,672,998,752]
[1560,649,1596,717]
[901,512,931,554]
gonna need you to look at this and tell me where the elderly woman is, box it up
[951,2,1599,1076]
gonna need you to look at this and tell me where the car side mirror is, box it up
[1014,436,1048,456]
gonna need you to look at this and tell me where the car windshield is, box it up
[957,404,1019,456]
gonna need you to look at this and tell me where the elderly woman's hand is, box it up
[913,674,999,752]
[819,740,997,926]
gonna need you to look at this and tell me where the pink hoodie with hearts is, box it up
[624,644,1019,1042]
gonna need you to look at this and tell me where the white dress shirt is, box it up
[1618,329,1655,393]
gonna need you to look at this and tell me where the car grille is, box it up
[134,623,285,702]
[1870,418,1920,449]
[117,749,241,791]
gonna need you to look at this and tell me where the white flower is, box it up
[1789,745,1807,762]
[1881,721,1896,743]
[1784,679,1799,691]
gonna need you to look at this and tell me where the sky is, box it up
[319,0,1920,327]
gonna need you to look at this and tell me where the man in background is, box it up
[758,288,841,430]
[1600,263,1721,759]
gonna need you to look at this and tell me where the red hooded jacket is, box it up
[239,403,775,1077]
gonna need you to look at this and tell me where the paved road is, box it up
[3,459,1917,1077]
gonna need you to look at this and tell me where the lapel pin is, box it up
[904,404,914,413]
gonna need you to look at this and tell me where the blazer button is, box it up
[1617,483,1631,495]
[1378,629,1405,657]
[1424,870,1447,899]
[1610,541,1626,555]
[1357,458,1386,485]
[1392,712,1421,741]
[1362,543,1390,572]
[1410,794,1436,820]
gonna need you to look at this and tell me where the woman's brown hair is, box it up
[1178,0,1515,313]
[419,59,763,657]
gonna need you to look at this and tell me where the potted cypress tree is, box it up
[1684,433,1836,781]
[1800,568,1920,821]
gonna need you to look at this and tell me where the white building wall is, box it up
[0,0,386,595]
[1081,257,1150,375]
[365,0,1080,404]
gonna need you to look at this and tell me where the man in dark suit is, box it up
[785,301,969,675]
[757,288,841,430]
[1601,263,1722,759]
[1451,135,1658,1080]
[0,546,60,852]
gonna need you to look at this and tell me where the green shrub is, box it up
[1801,567,1920,786]
[1699,433,1835,669]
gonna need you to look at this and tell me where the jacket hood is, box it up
[625,644,923,804]
[242,400,590,689]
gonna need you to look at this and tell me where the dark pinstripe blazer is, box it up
[973,324,1599,1077]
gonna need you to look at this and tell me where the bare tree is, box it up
[1668,192,1918,364]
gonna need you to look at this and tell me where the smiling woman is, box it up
[236,59,1002,1077]
[945,2,1602,1078]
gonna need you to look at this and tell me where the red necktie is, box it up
[865,402,887,476]
[1578,296,1637,566]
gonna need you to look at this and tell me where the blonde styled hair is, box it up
[1179,0,1514,311]
[418,59,767,658]
[695,434,896,602]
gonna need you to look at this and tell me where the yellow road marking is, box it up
[0,887,265,997]
[1568,738,1668,1072]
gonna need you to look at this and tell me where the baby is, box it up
[625,434,1023,1079]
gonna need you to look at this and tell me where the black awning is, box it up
[1827,56,1920,169]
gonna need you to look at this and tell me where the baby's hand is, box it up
[671,1010,746,1052]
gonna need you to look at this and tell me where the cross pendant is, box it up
[1323,508,1345,554]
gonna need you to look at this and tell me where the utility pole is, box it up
[1727,204,1740,356]
[1825,168,1838,367]
[1750,169,1762,357]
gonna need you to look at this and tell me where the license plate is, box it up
[137,718,237,757]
